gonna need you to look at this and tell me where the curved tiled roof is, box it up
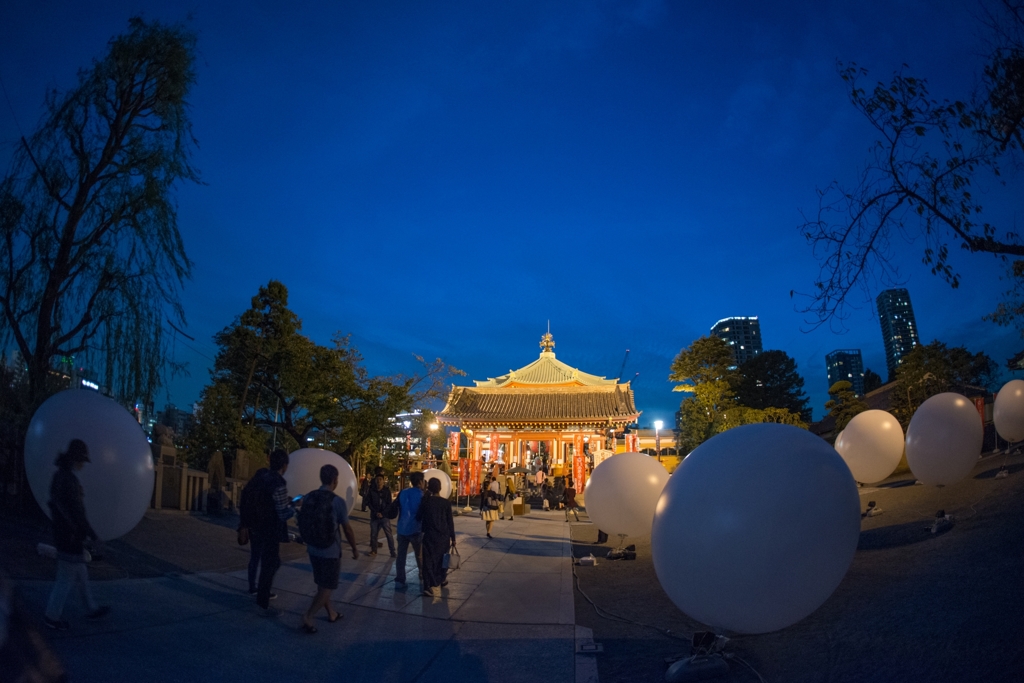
[438,384,640,427]
[474,350,616,388]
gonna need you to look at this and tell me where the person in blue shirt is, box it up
[300,464,358,634]
[392,471,425,588]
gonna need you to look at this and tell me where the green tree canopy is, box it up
[199,280,462,472]
[825,380,869,432]
[890,340,996,425]
[0,17,199,405]
[734,350,811,420]
[670,335,737,451]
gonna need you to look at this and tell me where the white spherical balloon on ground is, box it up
[994,379,1024,443]
[284,448,357,511]
[585,452,669,538]
[25,389,153,541]
[422,468,452,499]
[837,410,904,484]
[651,423,861,634]
[906,392,983,486]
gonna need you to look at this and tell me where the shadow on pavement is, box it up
[857,520,952,551]
[975,463,1024,479]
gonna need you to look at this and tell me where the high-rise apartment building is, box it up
[710,316,763,368]
[826,349,865,396]
[876,288,920,380]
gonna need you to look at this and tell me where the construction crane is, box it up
[617,349,630,381]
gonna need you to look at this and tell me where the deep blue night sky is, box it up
[1,1,1020,423]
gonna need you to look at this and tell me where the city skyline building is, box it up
[710,316,763,368]
[876,288,920,380]
[826,349,865,396]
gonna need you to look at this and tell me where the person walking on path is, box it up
[393,471,425,588]
[365,474,396,557]
[244,448,297,615]
[501,477,516,521]
[297,464,359,634]
[417,477,456,597]
[358,475,369,512]
[480,478,499,538]
[44,439,109,630]
[563,479,580,522]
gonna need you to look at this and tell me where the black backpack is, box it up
[240,469,277,531]
[297,489,338,549]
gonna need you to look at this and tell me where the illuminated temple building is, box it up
[437,332,641,490]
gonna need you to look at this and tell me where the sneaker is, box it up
[268,592,278,600]
[366,551,377,557]
[44,617,70,630]
[86,606,111,621]
[395,579,407,587]
[259,606,282,618]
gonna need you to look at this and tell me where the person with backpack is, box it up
[298,464,358,634]
[239,449,296,616]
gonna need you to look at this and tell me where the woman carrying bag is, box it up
[481,477,499,538]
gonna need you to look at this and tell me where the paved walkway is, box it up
[14,509,593,683]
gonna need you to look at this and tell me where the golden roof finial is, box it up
[540,329,555,353]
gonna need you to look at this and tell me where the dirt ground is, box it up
[570,451,1024,683]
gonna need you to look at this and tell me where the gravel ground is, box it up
[570,451,1024,683]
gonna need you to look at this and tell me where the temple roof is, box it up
[474,333,616,388]
[439,331,641,428]
[437,384,640,427]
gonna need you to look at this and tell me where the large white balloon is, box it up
[906,392,983,486]
[834,429,845,454]
[836,410,904,484]
[284,449,357,512]
[422,468,452,499]
[651,423,861,634]
[25,390,153,541]
[584,452,669,538]
[994,379,1024,443]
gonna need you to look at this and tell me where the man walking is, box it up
[246,449,296,616]
[44,439,109,629]
[365,474,396,557]
[392,471,425,588]
[298,464,359,634]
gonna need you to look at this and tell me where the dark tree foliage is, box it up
[799,1,1024,331]
[825,381,869,432]
[863,367,884,393]
[0,18,199,405]
[890,340,997,425]
[734,350,811,420]
[200,281,462,472]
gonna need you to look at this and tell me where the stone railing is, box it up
[151,463,208,512]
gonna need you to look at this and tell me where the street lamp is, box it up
[654,420,664,462]
[428,422,438,468]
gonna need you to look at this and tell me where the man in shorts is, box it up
[301,464,358,633]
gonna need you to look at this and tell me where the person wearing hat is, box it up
[43,438,109,629]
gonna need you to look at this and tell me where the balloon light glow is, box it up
[26,390,153,541]
[651,423,860,634]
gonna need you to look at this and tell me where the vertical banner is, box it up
[490,432,501,463]
[974,396,986,425]
[471,440,482,495]
[625,433,638,453]
[448,430,461,462]
[573,433,585,488]
[458,453,470,496]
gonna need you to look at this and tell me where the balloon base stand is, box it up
[665,655,729,682]
[931,511,954,534]
[996,468,1009,479]
[666,632,730,682]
